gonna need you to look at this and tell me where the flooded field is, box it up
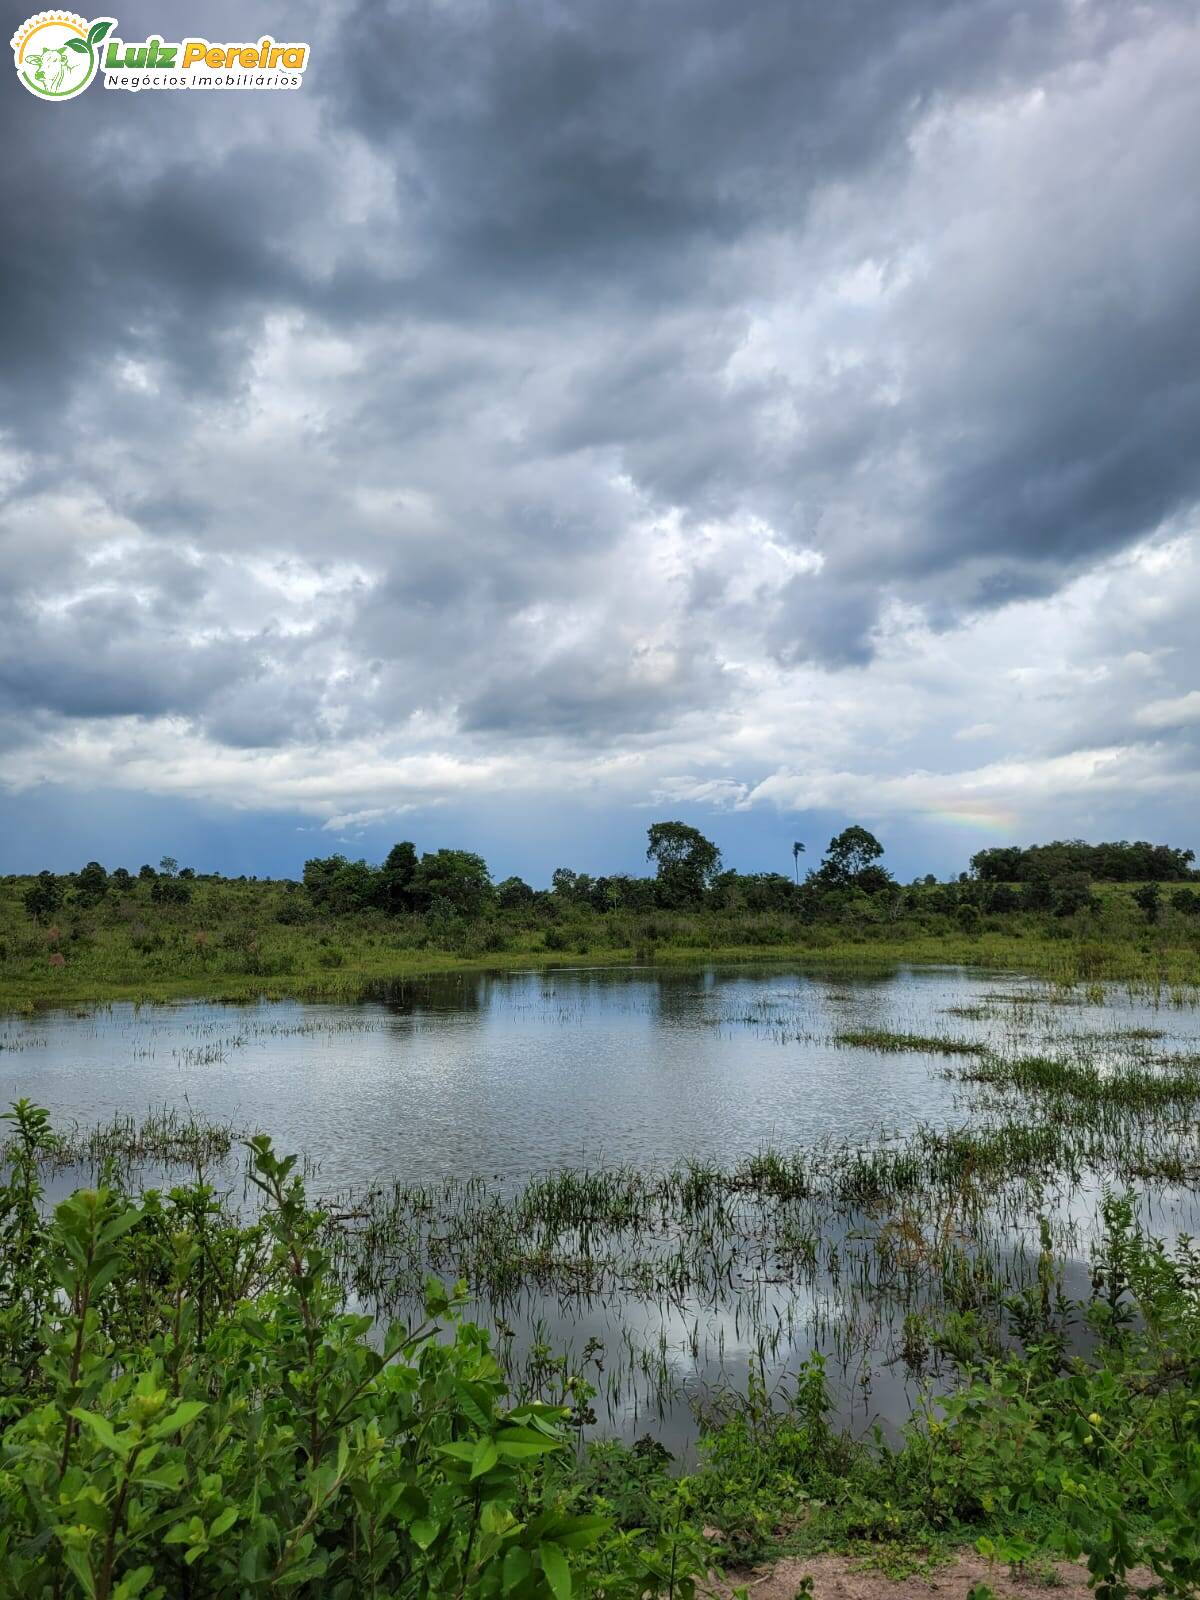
[4,963,1199,1453]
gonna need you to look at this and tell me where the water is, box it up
[8,963,1198,1190]
[4,962,1199,1453]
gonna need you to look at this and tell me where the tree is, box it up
[159,856,179,878]
[986,882,1021,913]
[970,839,1196,883]
[302,855,380,914]
[23,871,62,922]
[1021,878,1055,911]
[606,874,657,913]
[737,872,798,913]
[816,827,889,890]
[409,850,493,918]
[379,841,418,914]
[1052,873,1096,917]
[853,863,895,896]
[585,875,614,912]
[645,821,722,907]
[138,864,157,880]
[496,875,535,911]
[792,841,805,884]
[548,869,610,910]
[74,861,108,908]
[970,846,1023,882]
[1133,882,1161,924]
[150,876,191,906]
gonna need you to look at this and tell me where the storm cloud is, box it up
[2,0,1200,872]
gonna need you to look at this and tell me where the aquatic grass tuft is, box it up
[834,1028,988,1056]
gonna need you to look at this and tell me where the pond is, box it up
[3,963,1199,1453]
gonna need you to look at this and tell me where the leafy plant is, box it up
[0,1110,701,1599]
[909,1194,1200,1599]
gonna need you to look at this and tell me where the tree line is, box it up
[12,825,1200,925]
[970,839,1196,883]
[298,823,899,917]
[18,857,197,919]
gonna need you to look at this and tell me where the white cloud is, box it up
[1138,692,1200,729]
[3,1,1200,867]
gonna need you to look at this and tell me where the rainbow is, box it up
[923,802,1019,831]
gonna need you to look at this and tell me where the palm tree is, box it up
[792,841,805,884]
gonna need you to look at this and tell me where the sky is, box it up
[2,0,1200,886]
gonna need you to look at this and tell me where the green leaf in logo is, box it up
[66,37,89,52]
[87,19,113,46]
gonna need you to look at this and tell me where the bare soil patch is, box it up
[710,1551,1158,1600]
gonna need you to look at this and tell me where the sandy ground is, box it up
[708,1551,1159,1600]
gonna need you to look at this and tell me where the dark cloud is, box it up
[459,639,734,739]
[333,0,1143,301]
[769,579,879,671]
[0,591,257,719]
[2,0,1200,843]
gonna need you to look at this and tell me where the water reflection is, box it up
[4,962,1199,1453]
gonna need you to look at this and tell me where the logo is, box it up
[11,13,309,97]
[11,12,114,100]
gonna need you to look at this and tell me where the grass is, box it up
[955,1052,1200,1108]
[9,1105,247,1175]
[5,872,1200,1012]
[834,1029,988,1055]
[23,1064,1200,1432]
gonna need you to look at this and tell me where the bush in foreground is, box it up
[581,1197,1200,1598]
[0,1102,700,1599]
[3,1100,1200,1599]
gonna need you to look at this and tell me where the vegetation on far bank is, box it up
[4,826,1200,1010]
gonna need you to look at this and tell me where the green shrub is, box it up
[906,1194,1200,1598]
[568,1199,1200,1590]
[0,1103,700,1600]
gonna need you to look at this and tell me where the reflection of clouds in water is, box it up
[7,965,1200,1451]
